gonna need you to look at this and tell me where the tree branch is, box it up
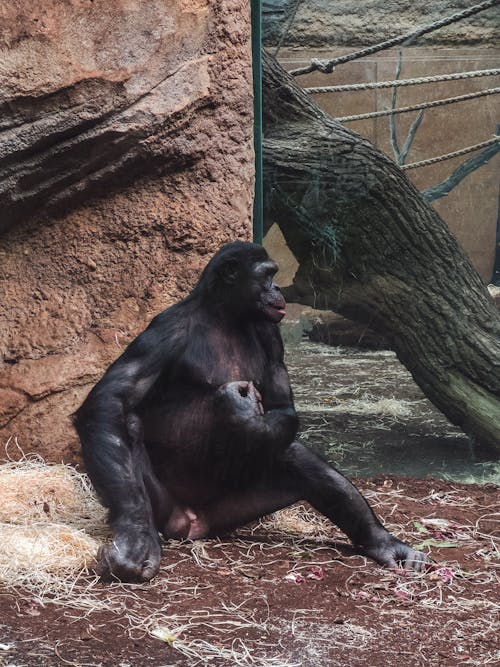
[423,137,500,202]
[262,51,500,450]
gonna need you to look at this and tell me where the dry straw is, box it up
[0,455,108,597]
[0,450,497,666]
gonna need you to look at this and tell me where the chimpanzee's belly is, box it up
[140,388,258,505]
[141,390,214,454]
[139,337,268,503]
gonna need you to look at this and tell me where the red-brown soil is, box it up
[0,476,498,667]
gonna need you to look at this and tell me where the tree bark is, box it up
[262,51,500,451]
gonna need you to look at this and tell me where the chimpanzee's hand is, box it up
[358,532,427,572]
[215,381,264,421]
[94,528,162,582]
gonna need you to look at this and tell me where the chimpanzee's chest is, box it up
[178,327,268,390]
[188,336,266,389]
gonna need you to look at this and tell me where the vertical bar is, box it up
[491,185,500,285]
[491,125,500,285]
[251,0,263,244]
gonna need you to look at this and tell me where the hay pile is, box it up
[257,504,333,539]
[0,457,108,592]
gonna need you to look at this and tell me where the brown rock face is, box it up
[0,0,254,462]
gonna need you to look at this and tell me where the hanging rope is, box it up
[335,87,500,122]
[305,68,500,93]
[401,136,500,170]
[289,0,500,76]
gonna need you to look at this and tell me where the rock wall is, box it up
[0,0,254,462]
[263,0,499,48]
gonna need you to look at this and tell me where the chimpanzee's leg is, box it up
[195,442,425,571]
[164,483,302,540]
[278,443,426,570]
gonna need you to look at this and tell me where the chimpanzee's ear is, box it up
[217,257,240,285]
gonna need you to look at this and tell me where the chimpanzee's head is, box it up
[197,242,286,323]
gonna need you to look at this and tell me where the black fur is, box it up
[75,242,426,582]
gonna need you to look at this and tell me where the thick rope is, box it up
[289,0,500,76]
[335,87,500,122]
[401,136,500,170]
[305,68,500,93]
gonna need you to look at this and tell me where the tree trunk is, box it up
[262,52,500,451]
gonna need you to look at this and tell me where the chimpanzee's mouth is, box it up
[264,304,286,321]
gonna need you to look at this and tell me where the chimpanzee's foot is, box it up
[358,533,427,572]
[164,506,209,540]
[95,529,162,582]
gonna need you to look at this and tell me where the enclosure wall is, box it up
[0,0,255,462]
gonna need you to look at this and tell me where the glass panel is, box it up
[261,1,500,482]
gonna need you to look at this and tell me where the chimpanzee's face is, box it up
[247,260,286,323]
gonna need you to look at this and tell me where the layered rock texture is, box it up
[263,0,499,48]
[0,1,254,461]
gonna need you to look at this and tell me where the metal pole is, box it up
[251,0,263,244]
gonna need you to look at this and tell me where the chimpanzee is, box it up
[74,241,426,582]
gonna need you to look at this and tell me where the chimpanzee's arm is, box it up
[215,361,298,452]
[259,360,299,447]
[73,314,180,580]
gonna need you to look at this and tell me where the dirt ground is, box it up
[1,342,498,666]
[0,476,498,667]
[285,341,499,484]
